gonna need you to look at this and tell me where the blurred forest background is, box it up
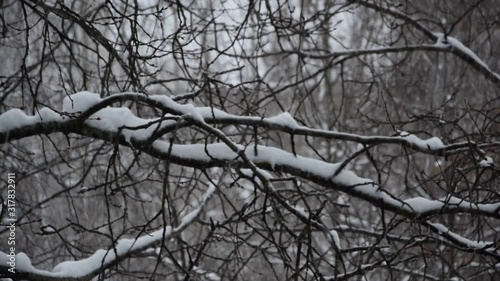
[1,0,500,280]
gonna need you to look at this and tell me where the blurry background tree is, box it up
[1,0,499,280]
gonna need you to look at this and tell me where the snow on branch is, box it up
[351,0,500,88]
[0,108,63,132]
[397,131,444,150]
[147,141,500,220]
[3,91,494,156]
[434,33,500,82]
[424,222,500,261]
[0,185,216,281]
[429,222,496,251]
[264,44,452,60]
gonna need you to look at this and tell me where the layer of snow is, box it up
[434,33,488,70]
[86,107,177,143]
[403,197,442,213]
[40,225,57,234]
[198,106,302,130]
[0,109,33,132]
[329,230,341,249]
[0,108,63,132]
[434,33,500,80]
[404,195,500,216]
[63,91,101,113]
[152,141,340,178]
[265,112,300,129]
[37,107,64,122]
[434,33,450,48]
[479,156,494,167]
[293,205,308,217]
[398,131,444,150]
[150,95,204,122]
[206,272,221,281]
[430,223,494,250]
[447,36,489,69]
[197,107,233,119]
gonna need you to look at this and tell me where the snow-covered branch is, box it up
[351,0,500,88]
[3,92,498,158]
[0,185,216,281]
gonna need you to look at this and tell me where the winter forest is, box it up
[0,0,499,280]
